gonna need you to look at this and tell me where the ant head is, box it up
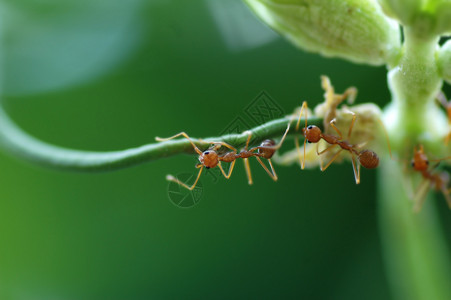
[258,139,276,159]
[303,125,321,143]
[359,150,379,169]
[411,146,429,171]
[199,150,219,168]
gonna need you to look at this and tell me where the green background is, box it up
[1,1,450,299]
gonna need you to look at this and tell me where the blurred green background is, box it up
[1,1,450,299]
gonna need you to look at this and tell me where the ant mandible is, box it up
[410,145,451,212]
[294,101,379,184]
[155,120,291,190]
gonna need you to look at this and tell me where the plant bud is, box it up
[245,0,401,66]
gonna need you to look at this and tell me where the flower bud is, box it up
[245,0,401,66]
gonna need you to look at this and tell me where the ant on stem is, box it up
[410,145,451,212]
[155,121,291,190]
[295,101,379,184]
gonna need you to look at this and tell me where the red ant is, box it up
[410,145,451,212]
[294,101,379,184]
[155,122,291,190]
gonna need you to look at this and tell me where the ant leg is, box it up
[398,159,416,200]
[376,118,393,159]
[156,132,203,155]
[247,117,291,179]
[240,131,254,184]
[166,165,204,191]
[294,135,306,169]
[320,149,343,172]
[218,161,236,179]
[255,157,278,181]
[243,130,255,151]
[295,101,309,131]
[294,101,309,169]
[242,131,256,185]
[413,179,430,213]
[329,119,343,140]
[264,116,292,150]
[350,154,361,184]
[198,139,237,153]
[249,117,293,153]
[341,108,357,139]
[429,152,451,162]
[278,116,293,147]
[442,187,451,209]
[243,158,253,185]
[317,143,338,155]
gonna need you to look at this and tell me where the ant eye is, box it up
[426,160,429,165]
[206,166,210,169]
[411,161,415,167]
[307,140,312,144]
[204,151,210,155]
[307,125,313,130]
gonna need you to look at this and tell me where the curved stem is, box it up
[0,106,321,172]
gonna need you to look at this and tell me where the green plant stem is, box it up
[381,27,451,300]
[0,106,320,172]
[378,159,451,300]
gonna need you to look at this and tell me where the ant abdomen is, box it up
[358,150,379,169]
[258,139,276,159]
[199,150,219,168]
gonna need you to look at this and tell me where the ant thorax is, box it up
[221,152,237,162]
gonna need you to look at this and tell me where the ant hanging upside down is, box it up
[410,145,451,212]
[294,101,380,184]
[155,121,291,190]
